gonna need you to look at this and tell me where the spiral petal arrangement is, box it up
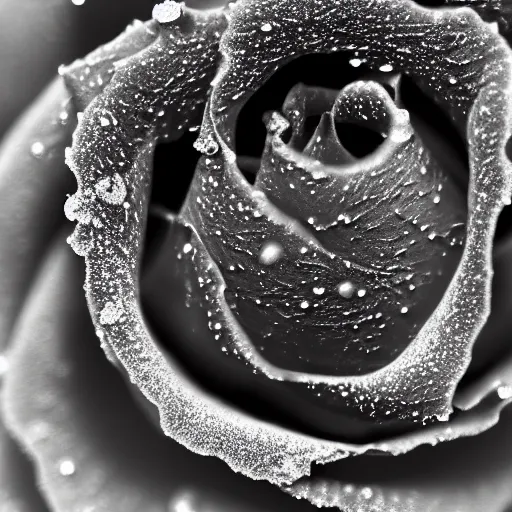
[3,1,512,510]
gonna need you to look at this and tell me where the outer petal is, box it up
[0,235,314,512]
[0,421,49,512]
[4,234,512,512]
[0,78,76,350]
[286,407,512,512]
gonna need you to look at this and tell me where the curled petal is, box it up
[286,408,512,512]
[62,19,160,112]
[194,0,512,422]
[1,236,312,512]
[65,0,512,496]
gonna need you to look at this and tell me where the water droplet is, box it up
[360,487,373,500]
[58,459,76,476]
[349,58,362,67]
[99,301,125,325]
[488,21,499,33]
[401,306,408,314]
[67,230,92,256]
[267,112,289,134]
[260,23,273,32]
[300,301,310,309]
[95,173,127,205]
[379,64,393,72]
[449,77,457,85]
[100,117,110,127]
[71,0,86,5]
[30,141,45,158]
[169,493,196,512]
[433,195,441,204]
[357,289,366,298]
[193,134,219,156]
[498,385,512,399]
[0,353,9,377]
[183,243,193,254]
[313,287,325,295]
[338,281,355,299]
[259,241,283,265]
[153,1,182,24]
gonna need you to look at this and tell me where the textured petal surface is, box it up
[63,0,512,495]
[197,0,512,423]
[4,233,512,512]
[185,79,466,377]
[1,236,316,512]
[286,406,512,512]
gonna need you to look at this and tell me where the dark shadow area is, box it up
[411,0,446,6]
[335,123,384,158]
[149,131,201,213]
[0,423,51,512]
[235,52,374,160]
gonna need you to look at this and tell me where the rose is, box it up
[3,1,512,512]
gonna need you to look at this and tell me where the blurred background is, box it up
[0,0,226,139]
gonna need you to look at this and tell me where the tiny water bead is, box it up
[0,353,9,377]
[168,493,196,512]
[258,240,283,265]
[379,64,393,72]
[99,301,125,325]
[71,0,86,5]
[95,173,127,205]
[30,141,45,158]
[193,134,219,156]
[58,458,76,476]
[337,281,355,299]
[152,0,182,24]
[497,385,512,399]
[360,487,374,500]
[260,23,273,32]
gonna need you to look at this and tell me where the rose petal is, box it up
[453,234,512,410]
[286,407,512,512]
[0,78,76,350]
[0,421,49,512]
[1,235,315,512]
[65,0,512,500]
[461,234,512,383]
[0,0,76,138]
[142,210,512,448]
[62,20,159,112]
[196,0,512,423]
[184,78,466,379]
[4,232,512,512]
